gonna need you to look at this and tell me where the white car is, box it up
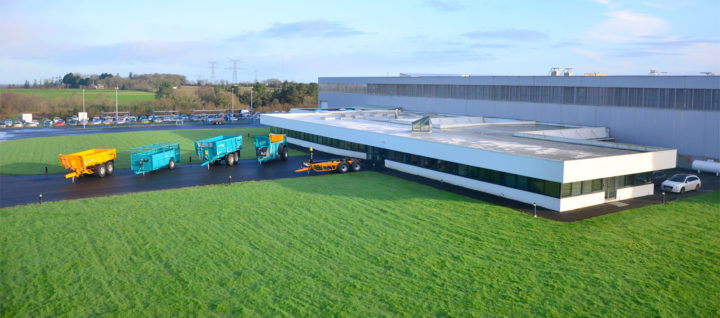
[661,174,701,193]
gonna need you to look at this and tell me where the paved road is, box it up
[0,152,336,208]
[0,120,262,141]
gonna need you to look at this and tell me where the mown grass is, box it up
[0,88,155,104]
[1,172,718,316]
[0,127,304,174]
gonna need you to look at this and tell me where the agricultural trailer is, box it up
[130,142,180,175]
[58,148,117,181]
[295,158,362,174]
[254,133,289,163]
[195,135,243,167]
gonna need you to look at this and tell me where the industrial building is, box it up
[317,75,719,163]
[261,109,676,212]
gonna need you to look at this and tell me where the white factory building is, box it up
[317,75,720,164]
[261,109,676,212]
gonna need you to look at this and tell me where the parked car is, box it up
[52,117,62,124]
[14,121,24,127]
[661,174,701,193]
[5,119,14,126]
[43,119,53,126]
[55,120,65,127]
[91,117,102,125]
[102,118,113,125]
[68,119,79,126]
[651,171,667,185]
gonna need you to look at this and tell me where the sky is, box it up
[1,0,719,84]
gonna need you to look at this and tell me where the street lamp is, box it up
[115,86,119,125]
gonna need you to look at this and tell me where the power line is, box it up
[208,61,218,84]
[227,59,243,84]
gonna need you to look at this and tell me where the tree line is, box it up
[1,73,318,118]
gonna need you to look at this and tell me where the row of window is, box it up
[270,127,368,153]
[319,83,720,111]
[271,126,652,199]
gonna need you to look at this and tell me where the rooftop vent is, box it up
[412,116,432,134]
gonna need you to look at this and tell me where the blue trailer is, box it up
[130,142,180,175]
[254,133,288,164]
[195,135,242,167]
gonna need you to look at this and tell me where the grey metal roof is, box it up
[268,110,664,161]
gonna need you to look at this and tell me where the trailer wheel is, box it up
[351,161,362,172]
[338,162,350,173]
[226,153,235,166]
[96,164,107,178]
[168,159,175,170]
[279,144,288,161]
[106,161,114,175]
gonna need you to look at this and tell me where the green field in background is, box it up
[0,88,155,104]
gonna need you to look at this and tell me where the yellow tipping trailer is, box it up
[58,148,117,180]
[295,158,362,174]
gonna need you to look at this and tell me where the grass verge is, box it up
[0,127,304,174]
[1,172,718,316]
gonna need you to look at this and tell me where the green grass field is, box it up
[0,128,304,174]
[0,88,155,104]
[1,172,718,316]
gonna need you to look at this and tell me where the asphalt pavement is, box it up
[0,152,336,208]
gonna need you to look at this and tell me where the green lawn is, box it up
[0,88,155,104]
[1,172,718,316]
[0,128,304,174]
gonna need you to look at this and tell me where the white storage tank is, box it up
[692,159,720,176]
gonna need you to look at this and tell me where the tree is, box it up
[62,73,81,88]
[155,82,175,99]
[24,80,30,88]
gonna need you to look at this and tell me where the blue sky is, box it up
[1,0,718,84]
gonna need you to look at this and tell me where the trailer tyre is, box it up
[106,161,114,175]
[351,161,362,172]
[338,162,350,173]
[279,144,288,161]
[168,159,175,170]
[96,164,107,178]
[226,153,235,166]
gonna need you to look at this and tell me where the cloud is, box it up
[594,0,621,9]
[464,29,547,41]
[469,43,514,49]
[259,20,363,38]
[424,0,466,11]
[586,10,668,43]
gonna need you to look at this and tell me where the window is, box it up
[504,174,516,188]
[582,180,593,194]
[458,164,469,177]
[571,182,582,196]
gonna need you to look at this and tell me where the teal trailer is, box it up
[254,133,288,164]
[130,142,180,175]
[195,135,242,166]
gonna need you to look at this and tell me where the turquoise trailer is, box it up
[130,142,180,175]
[195,135,242,166]
[254,133,288,164]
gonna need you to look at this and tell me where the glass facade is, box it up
[320,83,720,111]
[271,127,652,199]
[270,127,367,153]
